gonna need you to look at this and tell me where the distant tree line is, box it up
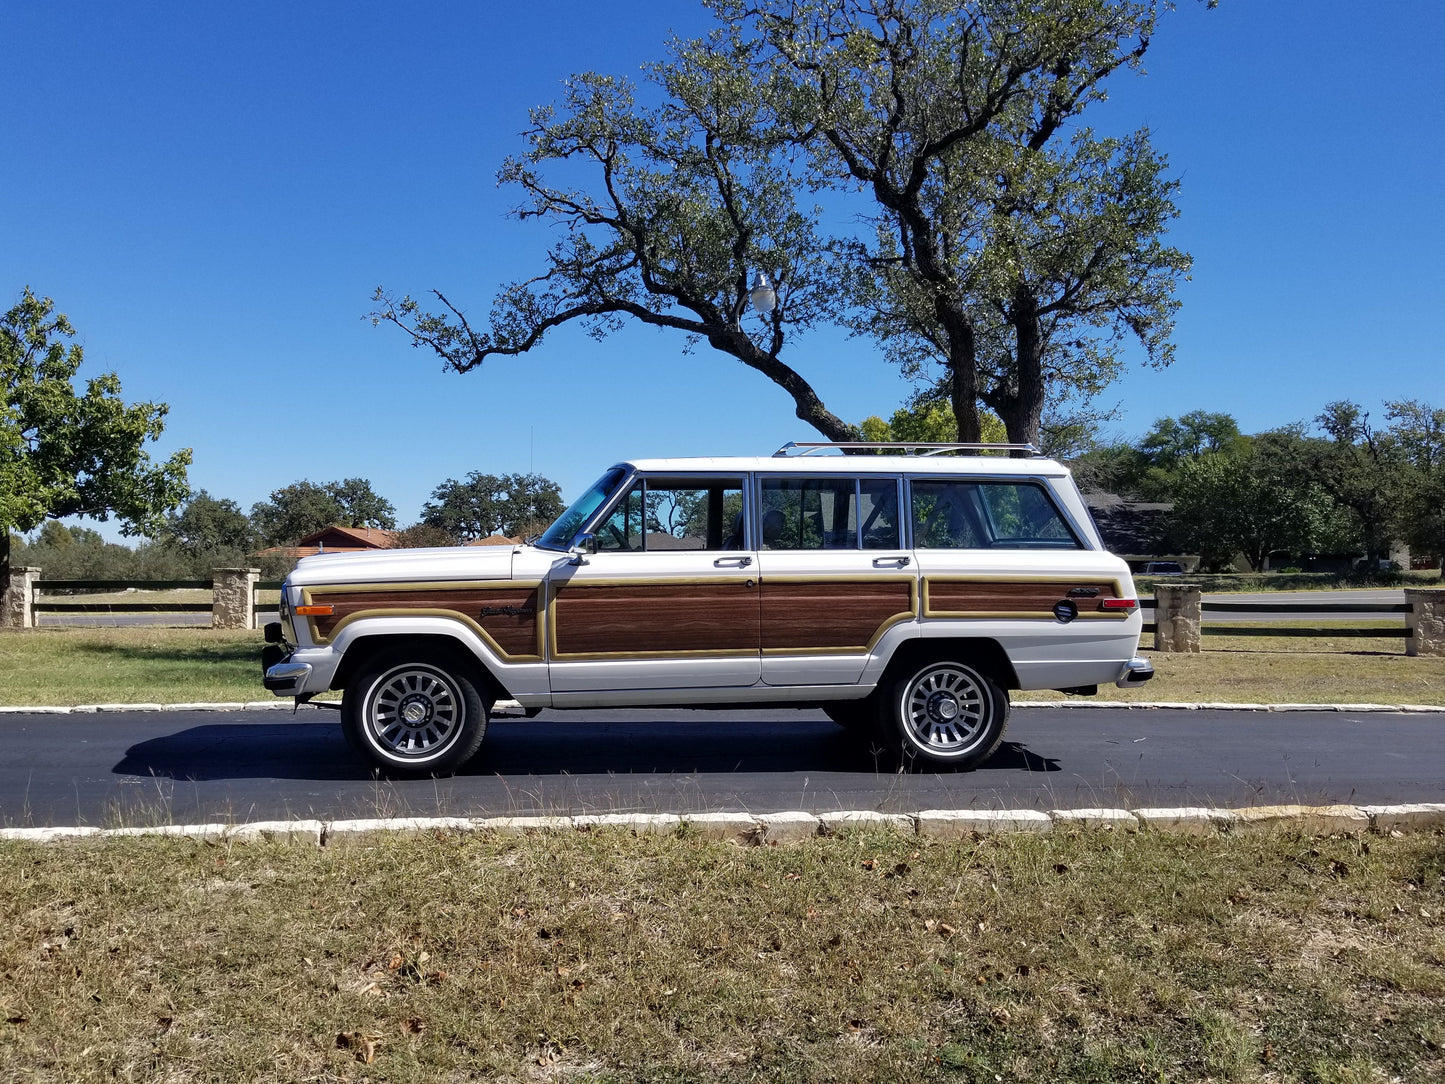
[1071,402,1445,575]
[9,471,566,582]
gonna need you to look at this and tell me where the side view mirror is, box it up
[568,533,596,565]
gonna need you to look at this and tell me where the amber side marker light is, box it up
[1100,598,1138,612]
[295,605,334,616]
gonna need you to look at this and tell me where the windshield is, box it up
[535,467,628,551]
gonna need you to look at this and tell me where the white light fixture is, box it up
[748,271,777,314]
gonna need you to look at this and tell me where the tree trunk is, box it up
[983,285,1046,453]
[936,298,981,443]
[0,530,10,607]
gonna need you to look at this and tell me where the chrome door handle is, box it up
[873,555,911,567]
[714,556,753,568]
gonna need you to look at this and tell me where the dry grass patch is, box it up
[1021,635,1445,707]
[1,827,1443,1082]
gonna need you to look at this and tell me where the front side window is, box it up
[594,477,744,552]
[758,477,900,550]
[911,479,1081,550]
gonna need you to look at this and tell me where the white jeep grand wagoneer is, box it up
[263,442,1153,775]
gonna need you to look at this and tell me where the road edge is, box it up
[3,803,1443,846]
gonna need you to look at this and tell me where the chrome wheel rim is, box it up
[901,664,988,756]
[365,665,463,760]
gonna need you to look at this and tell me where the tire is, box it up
[823,700,873,731]
[877,657,1009,770]
[341,653,487,776]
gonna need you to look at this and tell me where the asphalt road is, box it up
[1,705,1440,829]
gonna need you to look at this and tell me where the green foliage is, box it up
[371,24,860,440]
[745,0,1187,445]
[1171,440,1338,571]
[160,489,256,554]
[250,478,396,547]
[421,472,563,541]
[1,288,190,579]
[389,522,461,550]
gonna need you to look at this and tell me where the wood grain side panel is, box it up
[553,583,760,656]
[925,580,1122,616]
[760,580,915,651]
[312,586,541,656]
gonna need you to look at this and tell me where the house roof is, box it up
[251,524,398,560]
[1083,493,1179,557]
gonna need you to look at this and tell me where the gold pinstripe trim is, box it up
[547,575,758,660]
[921,573,1132,620]
[759,573,919,656]
[301,580,547,660]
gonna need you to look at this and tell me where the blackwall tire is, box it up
[341,654,487,776]
[879,658,1009,770]
[823,700,874,731]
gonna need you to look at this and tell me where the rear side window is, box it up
[758,477,900,550]
[911,479,1081,550]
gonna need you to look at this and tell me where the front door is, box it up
[547,475,760,693]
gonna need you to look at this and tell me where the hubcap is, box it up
[367,666,462,759]
[903,665,987,755]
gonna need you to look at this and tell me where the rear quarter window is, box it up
[910,479,1082,550]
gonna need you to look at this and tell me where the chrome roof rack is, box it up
[772,440,1041,457]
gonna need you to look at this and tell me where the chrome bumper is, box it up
[264,661,314,696]
[1115,656,1155,688]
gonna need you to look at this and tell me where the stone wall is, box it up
[1405,588,1445,658]
[212,568,260,630]
[1,567,40,628]
[1152,582,1202,653]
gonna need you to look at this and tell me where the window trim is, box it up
[588,472,750,554]
[753,474,905,552]
[905,475,1087,551]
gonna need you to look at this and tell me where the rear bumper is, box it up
[1115,656,1155,688]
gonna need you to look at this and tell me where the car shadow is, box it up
[113,714,1060,782]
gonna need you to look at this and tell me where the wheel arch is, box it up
[879,636,1019,692]
[330,631,510,705]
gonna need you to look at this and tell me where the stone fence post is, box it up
[1,567,41,629]
[212,568,260,630]
[1405,588,1445,658]
[1153,583,1202,653]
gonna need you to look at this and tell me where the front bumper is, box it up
[1115,656,1155,688]
[263,658,314,695]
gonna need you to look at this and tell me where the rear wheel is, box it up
[878,658,1008,770]
[823,700,873,731]
[342,653,487,776]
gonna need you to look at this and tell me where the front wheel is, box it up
[342,654,487,776]
[879,658,1009,770]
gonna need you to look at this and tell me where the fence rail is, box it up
[8,573,1437,655]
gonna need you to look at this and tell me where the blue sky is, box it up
[4,1,1442,538]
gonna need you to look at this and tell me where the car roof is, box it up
[619,454,1071,477]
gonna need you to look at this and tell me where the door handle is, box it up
[872,555,911,567]
[714,556,753,568]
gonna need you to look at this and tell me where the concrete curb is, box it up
[2,699,1444,715]
[6,803,1441,846]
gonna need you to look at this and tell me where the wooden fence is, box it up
[17,577,1426,653]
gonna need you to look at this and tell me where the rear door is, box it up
[753,474,918,686]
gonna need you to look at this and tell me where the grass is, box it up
[1021,633,1445,707]
[3,626,1444,707]
[0,628,271,705]
[1,825,1442,1082]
